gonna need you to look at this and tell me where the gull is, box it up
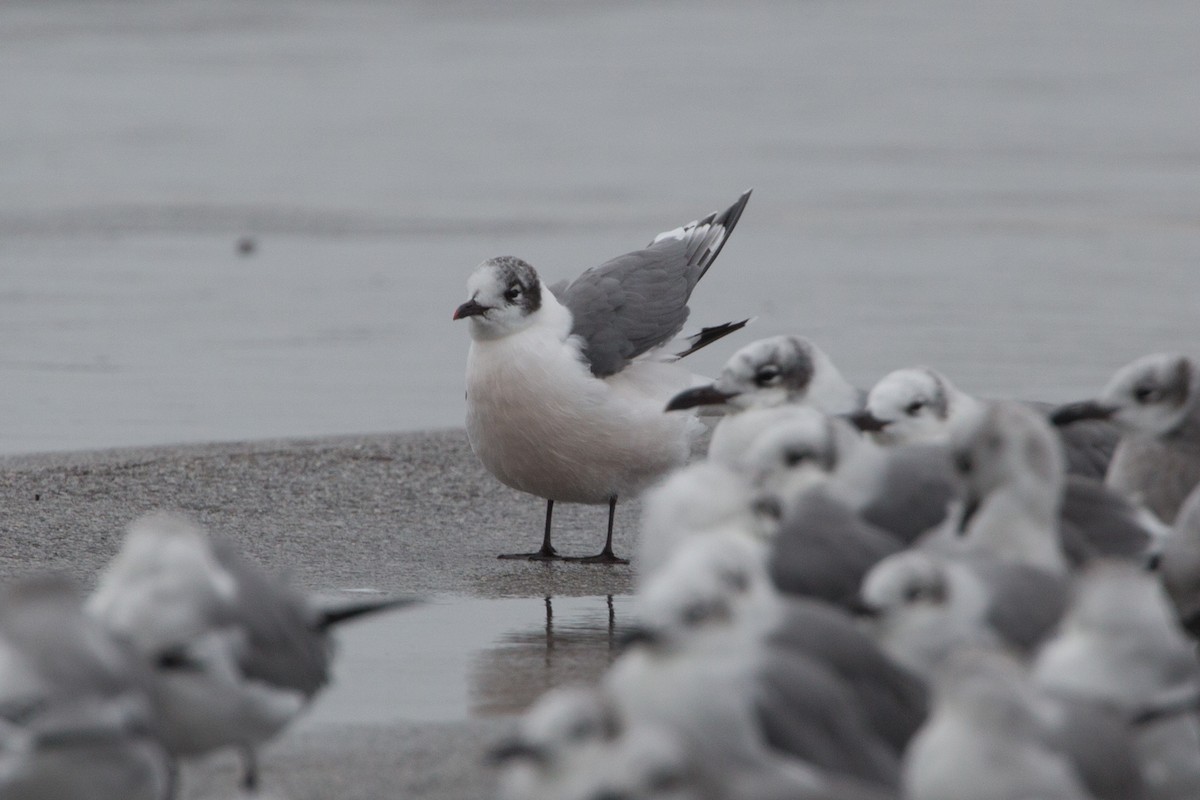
[1052,353,1200,524]
[1158,483,1200,636]
[741,407,954,545]
[665,335,863,466]
[636,459,779,582]
[903,649,1097,800]
[86,512,417,793]
[859,550,1068,676]
[454,190,752,562]
[928,400,1150,571]
[611,536,902,789]
[861,380,1153,564]
[490,685,622,800]
[1032,561,1200,799]
[853,366,1118,479]
[0,575,171,800]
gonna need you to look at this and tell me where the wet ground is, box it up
[0,430,640,799]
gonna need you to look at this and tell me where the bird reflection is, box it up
[470,595,628,717]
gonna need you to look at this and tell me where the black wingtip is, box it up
[317,596,421,630]
[674,318,751,360]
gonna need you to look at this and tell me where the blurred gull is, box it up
[864,381,1152,564]
[665,335,863,466]
[609,536,901,790]
[87,512,417,793]
[1033,561,1200,799]
[1052,353,1200,524]
[491,685,621,800]
[1158,483,1200,636]
[859,550,1068,676]
[455,191,751,562]
[0,575,170,800]
[903,649,1096,800]
[855,366,1117,479]
[636,459,779,581]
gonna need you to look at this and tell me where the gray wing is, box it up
[970,559,1069,654]
[1026,400,1119,479]
[559,190,751,377]
[770,489,904,609]
[209,536,331,698]
[858,444,956,546]
[1042,697,1145,800]
[754,647,900,788]
[768,598,928,754]
[1058,476,1153,567]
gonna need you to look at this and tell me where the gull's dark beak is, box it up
[453,299,489,320]
[664,384,737,412]
[957,493,982,536]
[848,410,889,433]
[487,739,549,766]
[847,597,880,619]
[1049,400,1117,426]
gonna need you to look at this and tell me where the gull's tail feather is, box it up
[316,596,421,631]
[674,318,751,361]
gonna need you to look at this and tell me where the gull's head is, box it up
[741,408,858,501]
[856,367,964,446]
[1053,353,1196,438]
[637,462,778,578]
[627,535,769,654]
[665,335,829,413]
[565,723,698,800]
[491,685,620,770]
[454,256,545,341]
[950,401,1064,531]
[860,550,950,619]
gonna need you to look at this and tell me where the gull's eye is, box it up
[504,285,522,302]
[783,448,810,467]
[905,400,925,416]
[903,584,925,603]
[754,364,781,386]
[1133,385,1156,403]
[567,719,598,741]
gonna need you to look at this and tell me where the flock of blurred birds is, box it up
[492,340,1200,800]
[5,184,1200,800]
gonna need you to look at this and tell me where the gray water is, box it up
[296,595,631,727]
[3,0,1200,455]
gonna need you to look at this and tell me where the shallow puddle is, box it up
[296,595,632,729]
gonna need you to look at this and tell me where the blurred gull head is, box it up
[1052,353,1198,439]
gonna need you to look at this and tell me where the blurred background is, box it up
[2,0,1199,456]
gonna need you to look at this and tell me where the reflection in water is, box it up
[470,595,624,717]
[297,594,631,729]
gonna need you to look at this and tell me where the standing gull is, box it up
[455,190,752,562]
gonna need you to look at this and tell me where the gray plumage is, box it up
[856,444,956,546]
[970,558,1070,655]
[753,646,901,789]
[1058,476,1154,566]
[766,598,928,755]
[557,190,751,377]
[1159,484,1200,637]
[1026,400,1119,480]
[770,488,904,609]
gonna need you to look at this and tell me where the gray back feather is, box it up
[559,191,750,377]
[1058,476,1153,566]
[208,536,330,698]
[972,559,1069,654]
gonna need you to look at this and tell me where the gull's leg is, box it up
[240,746,259,792]
[568,496,629,564]
[499,499,563,560]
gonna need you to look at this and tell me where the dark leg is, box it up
[566,496,629,564]
[240,746,259,793]
[499,499,563,560]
